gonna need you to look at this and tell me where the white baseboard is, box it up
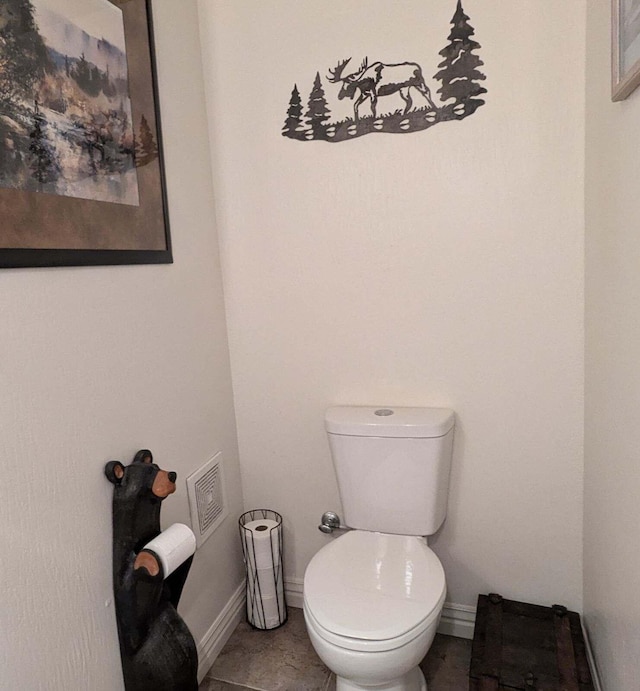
[437,602,476,639]
[196,582,246,683]
[581,621,604,691]
[285,577,475,640]
[285,577,304,609]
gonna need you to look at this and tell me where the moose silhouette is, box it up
[327,57,437,121]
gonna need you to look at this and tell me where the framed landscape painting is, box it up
[0,0,171,268]
[612,0,640,100]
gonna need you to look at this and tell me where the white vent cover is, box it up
[186,452,228,547]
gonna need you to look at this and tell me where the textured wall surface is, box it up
[584,1,640,687]
[199,0,585,612]
[0,1,244,688]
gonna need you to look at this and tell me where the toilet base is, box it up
[336,665,427,691]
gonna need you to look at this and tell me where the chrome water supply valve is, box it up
[318,511,341,534]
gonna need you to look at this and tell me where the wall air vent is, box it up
[186,452,228,547]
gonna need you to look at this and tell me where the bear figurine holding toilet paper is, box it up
[105,449,198,691]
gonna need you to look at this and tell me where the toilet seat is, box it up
[304,530,446,653]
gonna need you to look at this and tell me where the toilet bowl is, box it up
[303,530,446,691]
[304,406,455,690]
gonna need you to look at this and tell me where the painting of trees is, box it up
[28,99,59,189]
[71,53,117,99]
[0,0,171,264]
[0,0,143,204]
[136,114,158,167]
[0,0,51,109]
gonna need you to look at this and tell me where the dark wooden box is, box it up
[469,594,594,691]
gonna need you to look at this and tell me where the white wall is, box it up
[0,1,244,689]
[200,0,585,612]
[584,2,640,688]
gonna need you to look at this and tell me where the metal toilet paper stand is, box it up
[239,509,287,630]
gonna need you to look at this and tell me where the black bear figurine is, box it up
[105,449,198,691]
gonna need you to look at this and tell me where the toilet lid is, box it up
[304,531,445,645]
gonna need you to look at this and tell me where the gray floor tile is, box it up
[322,674,336,691]
[199,680,249,691]
[202,608,331,691]
[421,633,473,690]
[201,607,472,691]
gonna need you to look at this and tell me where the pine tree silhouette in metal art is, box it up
[282,0,486,143]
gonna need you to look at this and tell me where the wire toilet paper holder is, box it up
[239,509,287,630]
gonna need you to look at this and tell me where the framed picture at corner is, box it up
[0,0,171,268]
[612,0,640,100]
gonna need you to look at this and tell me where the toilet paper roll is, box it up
[241,519,281,570]
[142,523,196,579]
[247,566,283,601]
[248,594,285,629]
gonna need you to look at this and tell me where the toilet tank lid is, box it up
[325,406,454,438]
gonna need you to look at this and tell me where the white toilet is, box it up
[303,406,455,691]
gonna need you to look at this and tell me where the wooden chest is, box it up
[469,594,595,690]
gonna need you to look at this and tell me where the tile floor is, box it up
[199,607,472,691]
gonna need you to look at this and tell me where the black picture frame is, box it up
[0,0,171,268]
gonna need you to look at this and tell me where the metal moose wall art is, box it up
[282,1,486,144]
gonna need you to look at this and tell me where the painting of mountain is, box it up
[0,0,151,205]
[35,2,129,80]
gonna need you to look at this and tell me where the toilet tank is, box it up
[325,406,455,536]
